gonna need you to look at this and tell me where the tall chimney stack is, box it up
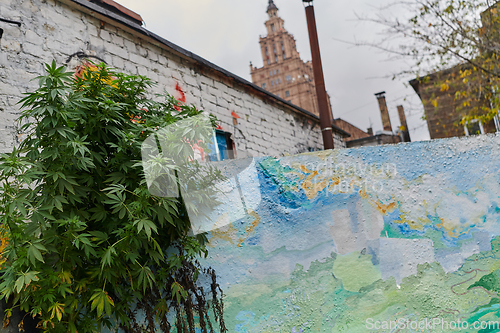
[375,91,392,132]
[397,105,411,142]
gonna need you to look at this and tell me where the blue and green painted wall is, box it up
[201,134,500,332]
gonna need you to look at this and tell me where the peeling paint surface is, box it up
[202,134,500,332]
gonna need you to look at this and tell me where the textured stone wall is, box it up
[202,134,500,332]
[0,0,345,156]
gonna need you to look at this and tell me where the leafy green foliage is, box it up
[0,61,225,332]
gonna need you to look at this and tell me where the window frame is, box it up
[464,119,484,136]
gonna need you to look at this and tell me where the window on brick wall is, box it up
[281,42,286,60]
[464,120,484,136]
[207,130,234,161]
[278,78,281,84]
[271,80,274,86]
[286,90,290,97]
[262,83,267,89]
[286,75,291,82]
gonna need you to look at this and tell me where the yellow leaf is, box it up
[49,303,65,322]
[0,225,9,268]
[106,293,115,307]
[3,309,11,328]
[58,271,73,284]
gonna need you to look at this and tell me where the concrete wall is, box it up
[203,134,500,332]
[0,0,346,157]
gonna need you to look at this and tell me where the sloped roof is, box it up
[333,119,369,142]
[87,0,143,25]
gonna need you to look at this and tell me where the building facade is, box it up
[333,118,371,143]
[410,68,498,140]
[250,0,332,118]
[409,3,500,140]
[0,0,348,160]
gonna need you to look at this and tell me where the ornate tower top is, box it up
[267,0,278,18]
[267,0,278,12]
[251,0,331,118]
[264,0,283,34]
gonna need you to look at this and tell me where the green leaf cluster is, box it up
[0,61,220,332]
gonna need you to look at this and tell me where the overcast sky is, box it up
[118,0,431,141]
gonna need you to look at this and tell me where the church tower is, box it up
[250,0,331,117]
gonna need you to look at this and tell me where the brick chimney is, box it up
[375,91,392,132]
[397,105,411,142]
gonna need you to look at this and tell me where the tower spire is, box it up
[267,0,278,13]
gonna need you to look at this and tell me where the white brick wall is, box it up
[0,0,346,155]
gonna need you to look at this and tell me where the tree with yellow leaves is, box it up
[365,0,500,130]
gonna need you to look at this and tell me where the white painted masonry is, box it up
[0,0,347,156]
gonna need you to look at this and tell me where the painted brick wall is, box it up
[0,0,346,156]
[201,134,500,332]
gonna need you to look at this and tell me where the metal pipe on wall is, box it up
[303,1,334,150]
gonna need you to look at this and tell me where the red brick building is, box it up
[410,68,498,139]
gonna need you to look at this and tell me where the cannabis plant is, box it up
[0,61,226,332]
